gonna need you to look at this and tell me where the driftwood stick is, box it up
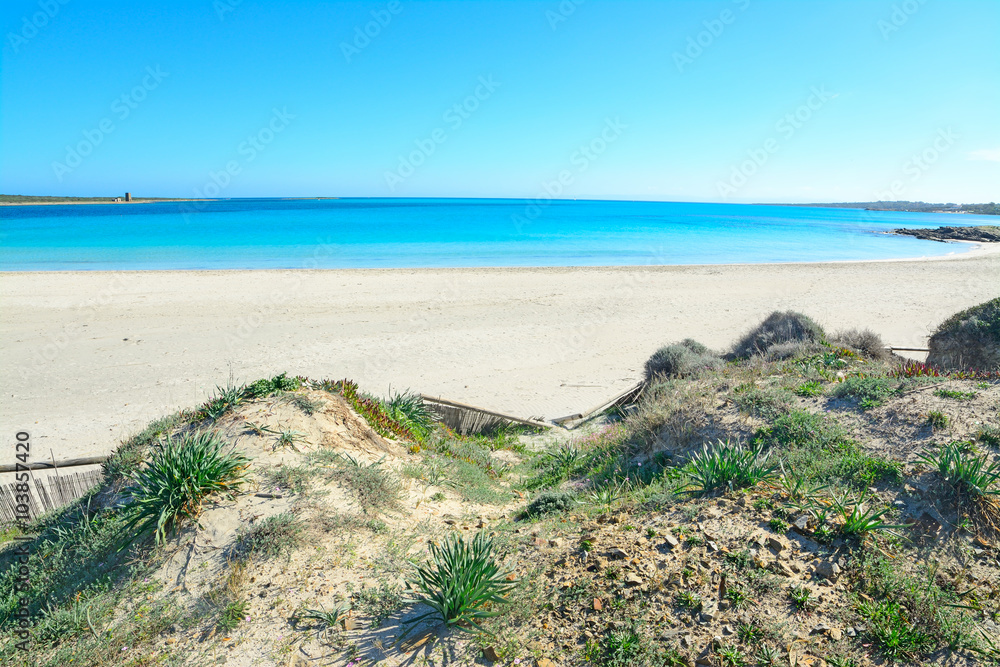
[553,382,644,425]
[0,455,107,474]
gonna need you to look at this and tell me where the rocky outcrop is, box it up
[892,225,1000,243]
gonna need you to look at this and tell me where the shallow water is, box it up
[0,198,990,270]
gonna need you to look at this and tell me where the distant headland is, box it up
[0,194,200,206]
[783,200,999,215]
[0,195,341,206]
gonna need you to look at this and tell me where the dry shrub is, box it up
[730,311,825,359]
[832,328,890,360]
[626,381,714,456]
[764,340,825,361]
[643,339,722,382]
[927,297,1000,371]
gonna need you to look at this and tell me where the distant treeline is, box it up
[788,201,999,216]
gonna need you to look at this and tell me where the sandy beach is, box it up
[2,247,998,463]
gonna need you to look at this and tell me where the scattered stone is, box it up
[549,538,564,548]
[811,623,831,635]
[537,659,556,667]
[766,536,786,553]
[482,646,501,662]
[718,600,732,611]
[722,624,735,635]
[829,628,843,641]
[593,598,602,611]
[775,561,795,577]
[533,537,549,548]
[607,547,628,560]
[706,541,719,553]
[663,534,680,549]
[624,573,643,587]
[587,558,608,572]
[792,515,811,533]
[815,560,842,582]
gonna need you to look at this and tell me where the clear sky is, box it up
[1,0,997,203]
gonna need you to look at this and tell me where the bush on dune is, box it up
[730,311,825,359]
[643,339,722,382]
[831,328,890,360]
[927,297,1000,371]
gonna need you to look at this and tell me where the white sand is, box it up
[2,245,998,462]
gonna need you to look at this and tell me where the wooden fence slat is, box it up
[0,470,103,528]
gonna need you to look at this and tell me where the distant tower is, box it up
[125,192,131,202]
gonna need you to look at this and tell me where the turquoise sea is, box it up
[0,198,992,270]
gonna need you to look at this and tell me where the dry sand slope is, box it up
[1,247,998,461]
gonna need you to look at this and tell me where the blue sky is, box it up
[1,0,997,203]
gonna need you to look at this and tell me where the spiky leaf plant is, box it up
[831,493,908,539]
[384,390,435,437]
[123,431,249,545]
[679,440,777,495]
[918,442,1000,534]
[402,531,516,638]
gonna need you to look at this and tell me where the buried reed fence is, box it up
[0,469,103,527]
[420,394,553,435]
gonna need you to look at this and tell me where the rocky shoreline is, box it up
[892,225,1000,243]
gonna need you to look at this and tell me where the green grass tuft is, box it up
[231,512,304,561]
[832,376,900,409]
